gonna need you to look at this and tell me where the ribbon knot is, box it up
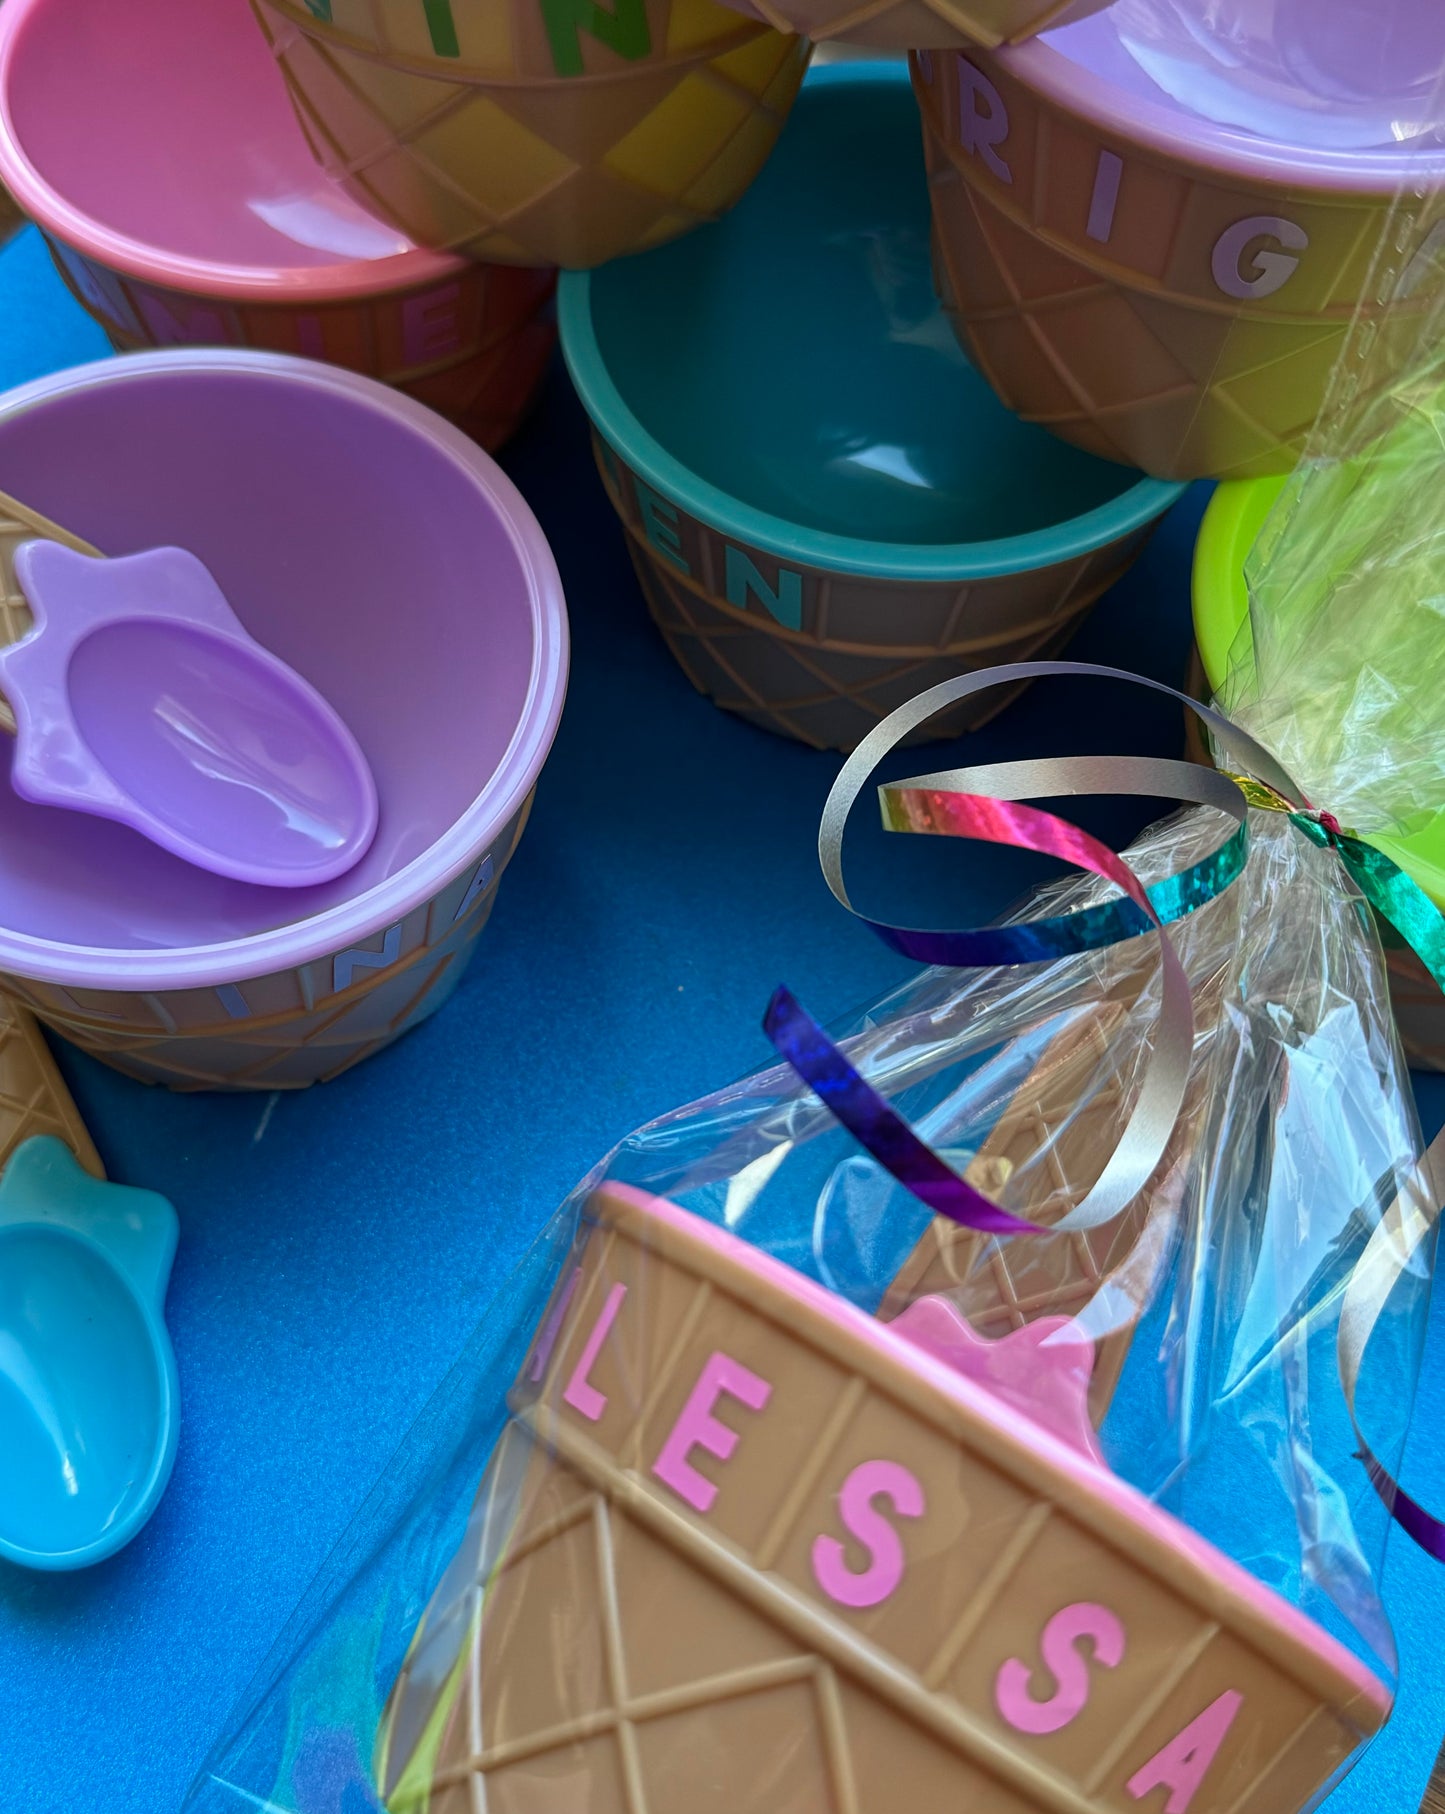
[764,660,1445,1562]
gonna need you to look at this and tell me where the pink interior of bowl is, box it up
[0,354,566,983]
[0,0,455,294]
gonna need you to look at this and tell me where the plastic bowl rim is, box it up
[976,35,1445,192]
[0,0,468,303]
[558,60,1185,587]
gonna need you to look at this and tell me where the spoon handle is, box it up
[0,485,102,735]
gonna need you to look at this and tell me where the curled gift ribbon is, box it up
[764,661,1445,1558]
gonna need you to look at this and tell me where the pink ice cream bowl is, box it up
[0,350,568,1092]
[0,0,557,454]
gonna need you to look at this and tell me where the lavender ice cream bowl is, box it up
[0,349,568,1091]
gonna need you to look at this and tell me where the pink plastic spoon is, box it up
[0,495,377,889]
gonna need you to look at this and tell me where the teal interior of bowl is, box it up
[565,64,1177,572]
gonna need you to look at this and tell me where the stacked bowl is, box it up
[246,0,812,268]
[0,0,826,1090]
[913,11,1445,480]
[561,62,1183,750]
[0,0,557,450]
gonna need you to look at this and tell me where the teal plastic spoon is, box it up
[0,1136,180,1570]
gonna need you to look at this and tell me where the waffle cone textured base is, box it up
[252,0,809,269]
[598,438,1155,751]
[916,51,1443,482]
[879,982,1222,1424]
[44,235,555,453]
[1381,941,1445,1074]
[0,996,102,1179]
[713,0,1106,52]
[0,185,24,246]
[378,1186,1387,1813]
[0,795,532,1092]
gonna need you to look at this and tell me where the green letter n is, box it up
[540,0,651,78]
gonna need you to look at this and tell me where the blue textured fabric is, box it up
[0,225,1443,1813]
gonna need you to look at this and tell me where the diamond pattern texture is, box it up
[598,436,1156,751]
[0,796,533,1092]
[916,50,1444,481]
[378,1188,1386,1814]
[881,965,1228,1422]
[707,0,1106,53]
[253,0,808,268]
[44,235,556,453]
[0,993,102,1179]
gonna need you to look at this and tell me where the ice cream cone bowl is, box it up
[0,350,567,1092]
[1192,474,1445,1072]
[376,1183,1389,1814]
[0,0,556,454]
[879,965,1228,1425]
[561,62,1181,753]
[0,994,102,1180]
[704,0,1108,55]
[915,22,1445,482]
[250,0,809,270]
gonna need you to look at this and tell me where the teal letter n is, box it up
[725,545,803,631]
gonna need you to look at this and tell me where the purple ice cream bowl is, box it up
[0,349,569,1090]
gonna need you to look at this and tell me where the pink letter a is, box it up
[1127,1692,1242,1813]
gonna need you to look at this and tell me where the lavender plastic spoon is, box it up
[0,493,377,889]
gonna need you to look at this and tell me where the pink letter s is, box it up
[995,1602,1126,1735]
[812,1460,926,1609]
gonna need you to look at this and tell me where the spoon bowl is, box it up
[0,1136,179,1571]
[1,539,380,888]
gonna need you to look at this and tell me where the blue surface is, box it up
[560,63,1183,577]
[0,220,1443,1812]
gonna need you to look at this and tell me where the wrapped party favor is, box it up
[180,663,1444,1814]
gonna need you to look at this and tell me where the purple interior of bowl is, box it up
[0,357,557,968]
[0,0,441,285]
[1019,7,1445,183]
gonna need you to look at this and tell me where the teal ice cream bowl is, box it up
[559,60,1183,751]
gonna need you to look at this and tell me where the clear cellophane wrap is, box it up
[181,802,1431,1814]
